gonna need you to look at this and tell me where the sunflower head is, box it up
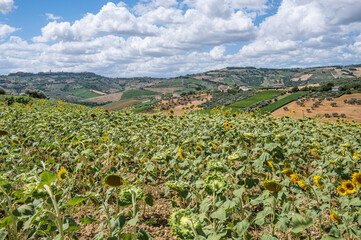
[352,172,361,187]
[314,175,324,189]
[342,180,356,194]
[329,212,342,225]
[104,174,123,187]
[267,161,276,172]
[263,180,282,192]
[297,180,311,193]
[282,168,293,177]
[337,185,347,196]
[290,173,302,183]
[57,167,68,182]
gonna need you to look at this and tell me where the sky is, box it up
[1,0,361,78]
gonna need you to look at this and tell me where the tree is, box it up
[0,87,5,95]
[24,89,47,99]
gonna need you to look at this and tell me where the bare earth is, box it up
[90,89,106,95]
[85,92,124,104]
[107,99,143,111]
[291,74,313,82]
[273,93,361,122]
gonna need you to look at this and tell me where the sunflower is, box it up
[267,161,276,172]
[290,174,302,183]
[212,143,217,150]
[178,148,184,161]
[329,212,342,224]
[103,174,123,187]
[297,180,311,193]
[314,175,324,189]
[352,172,361,187]
[342,180,356,194]
[282,168,293,177]
[57,166,68,182]
[337,185,347,196]
[353,152,359,160]
[263,180,282,192]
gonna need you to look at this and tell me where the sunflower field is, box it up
[0,98,361,240]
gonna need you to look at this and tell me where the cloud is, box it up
[0,0,14,14]
[0,23,18,38]
[45,13,62,21]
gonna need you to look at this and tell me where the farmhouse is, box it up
[332,86,341,92]
[218,85,232,92]
[172,93,181,98]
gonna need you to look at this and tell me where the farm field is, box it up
[85,92,124,104]
[229,90,282,109]
[1,98,361,240]
[261,91,309,113]
[273,93,361,122]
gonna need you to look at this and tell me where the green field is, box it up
[68,88,100,98]
[261,91,308,113]
[229,90,282,109]
[121,89,158,100]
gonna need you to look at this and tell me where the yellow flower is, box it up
[352,172,361,187]
[329,212,342,224]
[101,136,109,142]
[213,143,217,150]
[178,148,184,161]
[314,175,324,189]
[290,174,302,183]
[263,180,282,192]
[353,152,359,160]
[342,180,356,194]
[341,148,345,156]
[267,161,276,172]
[337,185,347,196]
[58,166,68,182]
[297,180,311,193]
[282,168,293,177]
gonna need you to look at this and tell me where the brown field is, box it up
[90,89,106,95]
[85,92,123,104]
[291,74,313,82]
[144,87,183,94]
[273,93,361,122]
[107,99,143,111]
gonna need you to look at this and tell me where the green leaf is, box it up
[245,178,259,189]
[349,198,361,206]
[145,194,153,207]
[110,215,126,232]
[261,233,278,240]
[0,228,7,240]
[13,204,34,217]
[291,213,313,233]
[210,207,227,221]
[40,171,57,186]
[320,237,339,240]
[1,216,12,225]
[233,187,245,198]
[235,219,250,236]
[128,214,139,226]
[275,216,290,232]
[66,194,91,206]
[81,215,98,224]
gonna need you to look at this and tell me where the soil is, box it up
[107,99,143,111]
[272,93,361,122]
[85,92,124,104]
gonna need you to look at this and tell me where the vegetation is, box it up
[261,91,309,113]
[121,89,158,100]
[68,88,100,98]
[230,90,282,109]
[1,98,360,239]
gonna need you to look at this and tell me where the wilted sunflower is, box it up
[282,168,293,177]
[342,180,356,194]
[314,175,324,189]
[103,174,123,187]
[58,166,68,182]
[353,152,359,160]
[337,185,347,196]
[263,180,282,192]
[178,148,184,161]
[329,212,342,224]
[352,172,361,187]
[297,180,311,193]
[290,174,302,183]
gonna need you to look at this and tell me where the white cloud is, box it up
[0,0,14,14]
[46,13,62,21]
[0,23,18,38]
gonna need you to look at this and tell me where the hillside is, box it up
[1,64,361,106]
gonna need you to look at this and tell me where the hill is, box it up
[1,64,361,106]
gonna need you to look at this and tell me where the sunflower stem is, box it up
[0,185,18,240]
[44,184,64,240]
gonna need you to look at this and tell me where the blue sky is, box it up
[1,0,361,77]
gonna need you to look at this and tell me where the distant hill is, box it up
[1,64,360,105]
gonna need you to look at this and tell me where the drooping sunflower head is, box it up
[342,180,356,194]
[352,172,361,187]
[267,161,276,172]
[282,168,293,177]
[329,212,342,225]
[314,175,324,189]
[263,180,282,192]
[290,173,302,183]
[337,185,347,196]
[57,166,68,182]
[297,180,311,193]
[103,174,123,187]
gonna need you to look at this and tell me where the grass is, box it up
[68,89,100,98]
[132,105,153,113]
[260,91,309,113]
[229,90,282,109]
[121,89,158,100]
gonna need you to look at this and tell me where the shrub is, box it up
[330,102,337,107]
[0,87,5,95]
[24,89,47,99]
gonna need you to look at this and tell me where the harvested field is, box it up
[144,87,183,94]
[85,92,123,104]
[107,99,143,111]
[273,93,361,122]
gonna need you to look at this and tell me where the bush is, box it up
[330,102,337,107]
[24,89,47,99]
[0,87,5,95]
